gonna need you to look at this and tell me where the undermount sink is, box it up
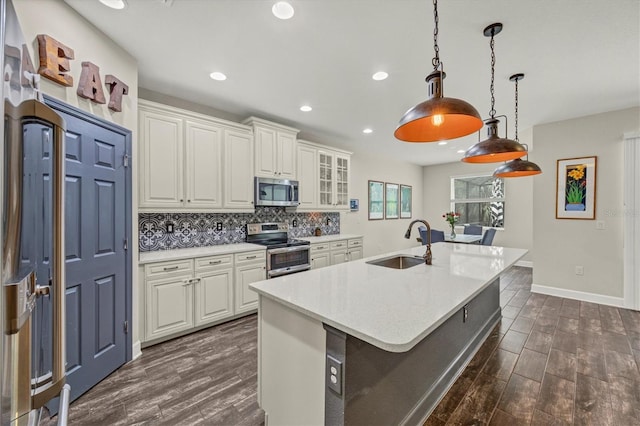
[366,255,425,269]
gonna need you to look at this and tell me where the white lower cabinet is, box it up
[145,268,194,341]
[143,250,265,344]
[310,237,364,269]
[310,243,331,270]
[347,238,363,261]
[194,256,234,327]
[234,251,267,314]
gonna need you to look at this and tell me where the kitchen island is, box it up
[250,243,527,425]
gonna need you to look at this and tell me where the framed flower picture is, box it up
[556,156,597,219]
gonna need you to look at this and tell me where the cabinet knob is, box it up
[187,199,191,203]
[180,199,184,202]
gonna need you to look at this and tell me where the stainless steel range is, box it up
[246,223,311,278]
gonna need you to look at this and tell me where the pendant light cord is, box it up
[432,0,440,70]
[489,31,496,118]
[514,77,519,141]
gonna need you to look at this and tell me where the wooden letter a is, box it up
[77,61,106,104]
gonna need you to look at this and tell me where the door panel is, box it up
[46,101,130,406]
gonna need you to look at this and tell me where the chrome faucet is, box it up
[404,220,432,265]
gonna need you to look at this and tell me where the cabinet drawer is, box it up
[311,243,330,253]
[348,238,363,248]
[194,254,233,271]
[235,250,266,264]
[330,240,348,250]
[145,259,193,279]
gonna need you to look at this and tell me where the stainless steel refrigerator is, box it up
[1,0,70,424]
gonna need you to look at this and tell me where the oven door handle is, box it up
[267,245,310,255]
[268,264,311,278]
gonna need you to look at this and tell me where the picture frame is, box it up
[368,180,384,220]
[400,184,412,219]
[385,183,399,219]
[556,156,597,220]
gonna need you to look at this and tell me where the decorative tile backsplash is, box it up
[139,207,340,251]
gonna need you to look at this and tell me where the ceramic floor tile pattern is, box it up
[41,267,640,425]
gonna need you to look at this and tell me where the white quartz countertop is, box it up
[250,243,527,353]
[139,243,266,264]
[297,234,362,243]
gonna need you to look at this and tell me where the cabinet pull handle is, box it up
[163,266,179,271]
[246,255,257,259]
[317,246,325,250]
[209,260,222,265]
[180,199,183,202]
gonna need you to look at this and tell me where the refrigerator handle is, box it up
[23,101,67,409]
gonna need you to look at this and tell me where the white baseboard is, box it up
[132,340,142,360]
[515,260,533,268]
[531,284,625,308]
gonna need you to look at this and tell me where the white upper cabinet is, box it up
[139,109,184,208]
[224,128,254,209]
[138,100,254,212]
[185,120,222,208]
[244,117,299,179]
[297,140,351,211]
[297,143,318,210]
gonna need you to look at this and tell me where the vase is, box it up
[450,226,456,239]
[565,202,585,211]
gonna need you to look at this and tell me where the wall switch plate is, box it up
[216,222,223,231]
[165,222,174,233]
[575,265,584,275]
[326,355,343,395]
[596,220,605,230]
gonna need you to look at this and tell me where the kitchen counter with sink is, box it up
[250,243,527,425]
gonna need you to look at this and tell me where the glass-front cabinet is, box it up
[319,151,333,207]
[297,140,351,211]
[318,150,349,209]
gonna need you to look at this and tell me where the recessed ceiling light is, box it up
[363,128,373,134]
[209,72,227,81]
[99,0,126,9]
[372,71,388,81]
[438,141,447,146]
[457,149,465,154]
[272,1,294,19]
[300,105,312,112]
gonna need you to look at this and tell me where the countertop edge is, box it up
[139,243,267,264]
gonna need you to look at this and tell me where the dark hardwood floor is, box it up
[41,266,640,425]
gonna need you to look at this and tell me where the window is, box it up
[451,175,504,228]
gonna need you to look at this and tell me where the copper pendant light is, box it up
[462,23,526,163]
[394,0,482,143]
[494,73,542,177]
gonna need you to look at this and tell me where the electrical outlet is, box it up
[575,265,584,275]
[326,355,342,395]
[216,222,223,231]
[165,222,174,233]
[596,220,605,230]
[292,219,298,227]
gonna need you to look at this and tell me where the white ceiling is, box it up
[65,0,640,166]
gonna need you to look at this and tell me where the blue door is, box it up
[43,98,132,406]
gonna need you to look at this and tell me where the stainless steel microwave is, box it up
[254,177,300,207]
